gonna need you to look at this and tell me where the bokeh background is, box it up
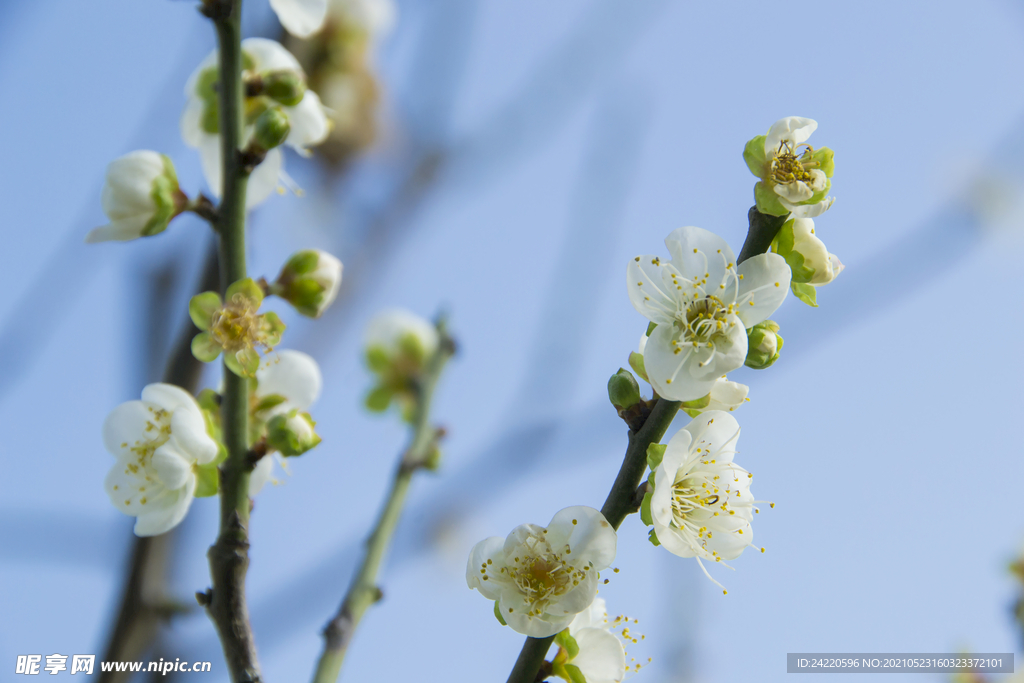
[2,1,1024,681]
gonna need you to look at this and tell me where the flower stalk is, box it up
[201,1,261,680]
[505,205,781,683]
[312,319,455,683]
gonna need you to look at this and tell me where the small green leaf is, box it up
[191,332,222,363]
[365,345,390,373]
[791,281,818,308]
[809,145,835,177]
[648,528,661,546]
[754,181,789,217]
[743,135,767,178]
[646,443,666,470]
[189,292,222,331]
[554,629,580,661]
[194,463,220,498]
[640,489,654,526]
[645,321,657,336]
[253,393,287,414]
[493,600,507,626]
[365,385,393,412]
[564,663,587,683]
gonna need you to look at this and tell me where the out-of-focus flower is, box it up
[270,249,343,318]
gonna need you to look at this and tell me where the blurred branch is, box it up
[99,243,219,682]
[312,321,455,683]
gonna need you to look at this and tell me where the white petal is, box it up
[787,196,835,218]
[199,136,225,198]
[241,37,304,73]
[664,226,735,291]
[256,349,323,410]
[365,309,439,356]
[105,458,157,515]
[249,455,274,496]
[102,401,157,457]
[247,148,284,209]
[644,323,727,402]
[152,444,192,490]
[735,253,790,327]
[85,219,148,244]
[547,506,616,570]
[501,589,573,637]
[141,383,201,416]
[764,116,817,155]
[773,179,813,203]
[682,410,741,465]
[466,536,506,600]
[285,90,330,151]
[184,50,218,98]
[572,628,626,683]
[180,96,208,149]
[706,378,749,412]
[269,0,328,38]
[549,570,599,616]
[170,409,218,465]
[569,597,608,636]
[133,479,195,536]
[626,256,682,325]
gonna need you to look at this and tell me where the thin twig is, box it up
[312,321,455,683]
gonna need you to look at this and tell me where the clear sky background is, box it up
[2,1,1024,682]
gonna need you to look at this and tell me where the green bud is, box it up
[272,249,343,318]
[266,409,321,456]
[744,320,784,369]
[262,70,307,107]
[607,368,641,410]
[253,107,291,152]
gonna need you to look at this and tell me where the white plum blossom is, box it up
[102,384,218,536]
[564,598,627,683]
[649,411,759,589]
[181,38,329,209]
[466,506,617,638]
[271,0,327,37]
[250,349,323,494]
[628,226,790,401]
[764,117,827,209]
[86,151,184,244]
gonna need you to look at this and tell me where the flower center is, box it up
[496,535,592,616]
[121,407,173,474]
[672,296,731,353]
[211,295,264,354]
[770,142,818,186]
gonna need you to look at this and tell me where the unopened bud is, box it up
[86,151,186,243]
[272,249,343,318]
[253,106,291,152]
[745,320,783,370]
[608,368,641,410]
[262,70,307,107]
[266,409,321,456]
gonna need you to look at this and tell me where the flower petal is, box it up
[85,219,148,244]
[626,256,683,325]
[285,90,330,151]
[249,455,275,496]
[644,323,722,402]
[152,444,192,490]
[102,401,157,457]
[682,410,741,465]
[465,536,505,600]
[572,627,626,683]
[133,480,195,536]
[547,506,616,570]
[247,148,284,209]
[242,37,304,73]
[142,383,201,417]
[269,0,327,38]
[170,409,218,465]
[735,253,791,327]
[256,350,323,411]
[764,116,817,155]
[664,226,735,291]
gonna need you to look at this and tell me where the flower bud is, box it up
[364,309,439,378]
[272,249,343,318]
[253,106,292,152]
[86,151,185,243]
[266,409,321,456]
[744,320,783,370]
[772,218,840,286]
[262,69,307,107]
[607,368,641,411]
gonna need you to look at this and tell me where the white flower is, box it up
[102,384,218,536]
[649,411,757,588]
[181,38,329,209]
[466,506,617,637]
[86,151,183,244]
[628,226,790,401]
[250,349,323,494]
[564,598,627,683]
[271,0,327,37]
[365,308,439,364]
[703,377,748,413]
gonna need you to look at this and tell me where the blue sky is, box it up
[2,1,1024,681]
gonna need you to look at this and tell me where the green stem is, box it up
[312,325,455,683]
[204,2,260,681]
[506,207,779,683]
